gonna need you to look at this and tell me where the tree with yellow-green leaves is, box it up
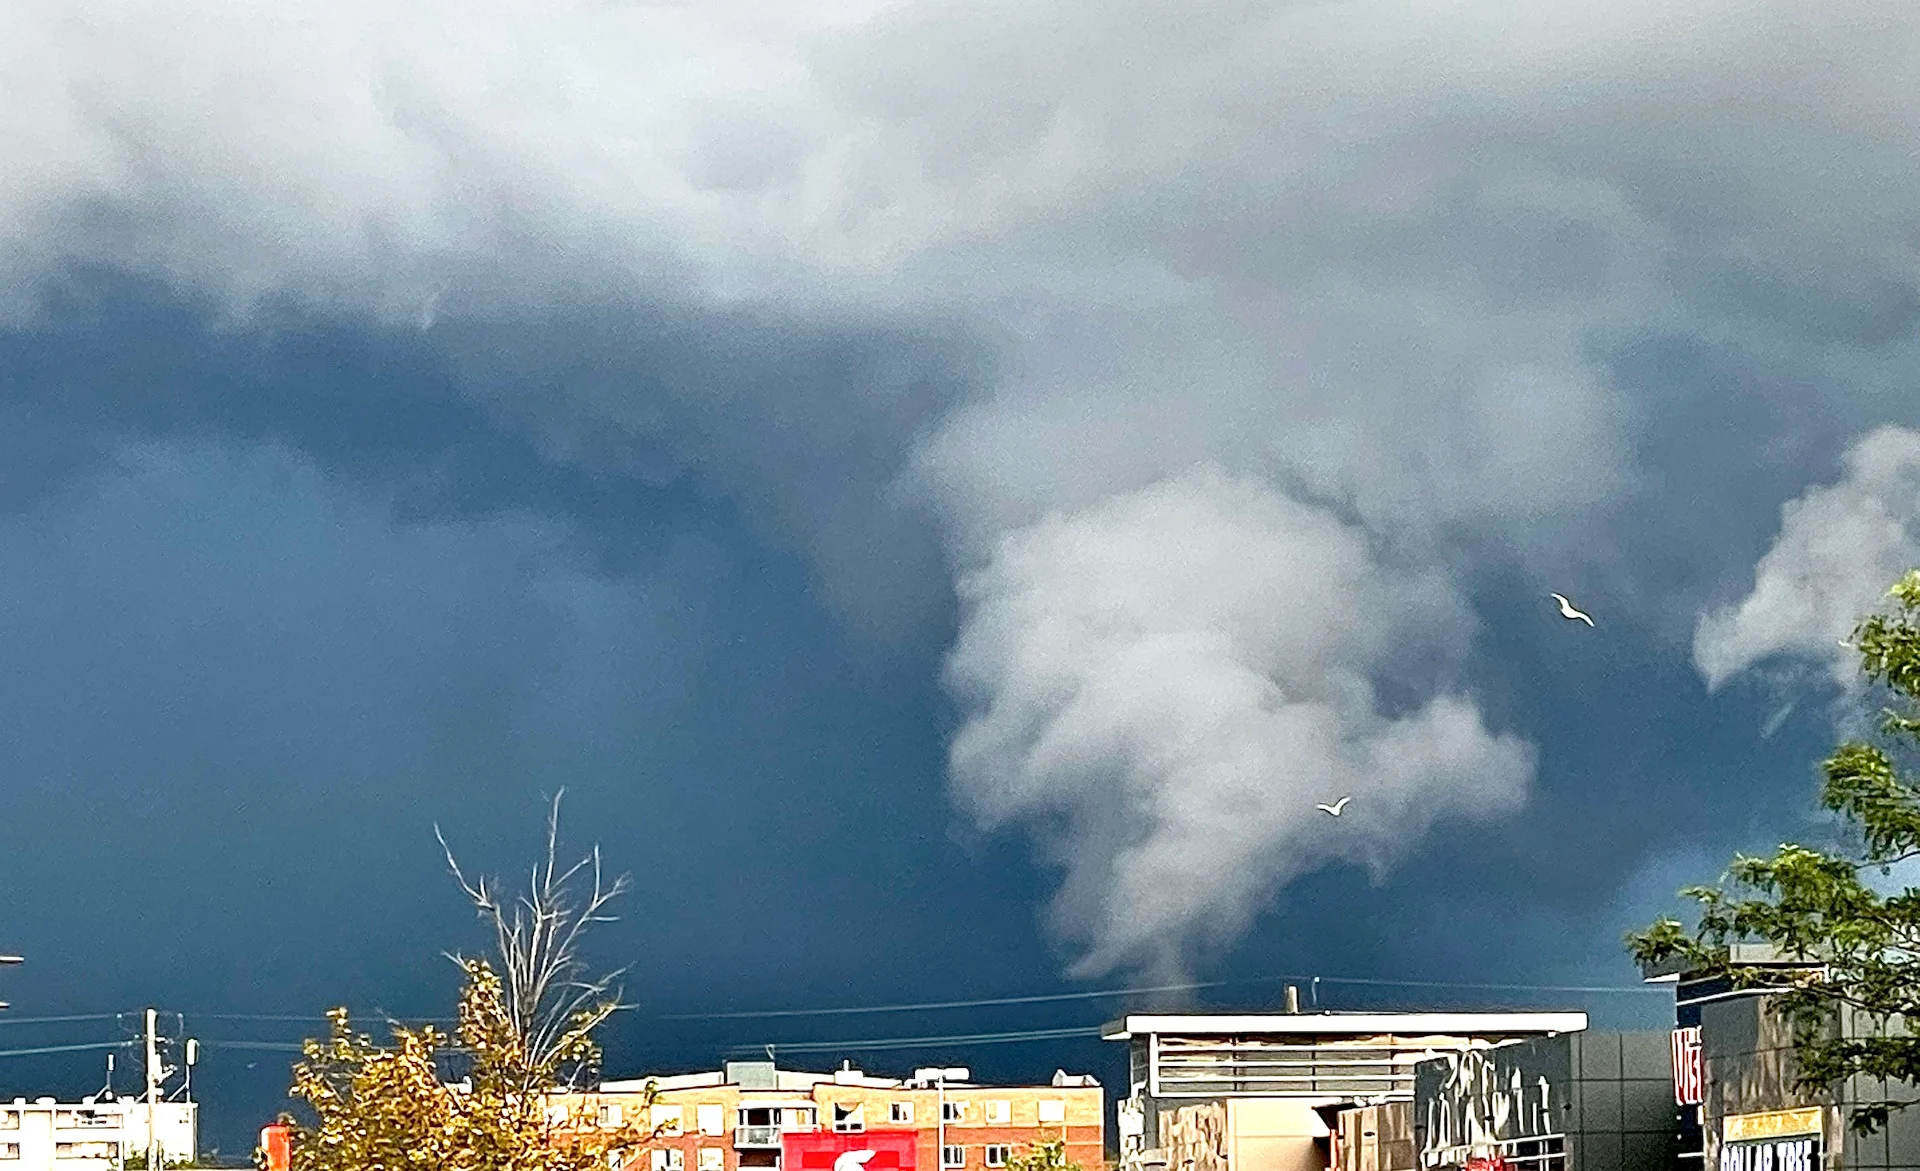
[285,793,652,1171]
[1004,1140,1084,1171]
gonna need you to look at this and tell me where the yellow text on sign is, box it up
[1724,1109,1823,1143]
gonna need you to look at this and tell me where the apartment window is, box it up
[983,1102,1010,1125]
[784,1109,817,1131]
[653,1107,684,1135]
[0,1144,17,1161]
[942,1146,965,1168]
[652,1149,686,1171]
[697,1105,725,1136]
[985,1147,1009,1167]
[889,1103,914,1125]
[740,1108,776,1128]
[55,1144,116,1160]
[832,1104,865,1134]
[0,1112,15,1130]
[699,1149,725,1171]
[600,1104,624,1128]
[942,1103,964,1123]
[1037,1101,1065,1125]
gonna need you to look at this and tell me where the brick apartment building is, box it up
[554,1060,1103,1171]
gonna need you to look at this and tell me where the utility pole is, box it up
[145,1008,160,1171]
[917,1066,969,1171]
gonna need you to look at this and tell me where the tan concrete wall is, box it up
[1227,1100,1327,1171]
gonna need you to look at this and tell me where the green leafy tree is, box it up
[1630,569,1920,1133]
[1005,1140,1084,1171]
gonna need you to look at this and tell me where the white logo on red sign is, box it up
[1672,1027,1704,1106]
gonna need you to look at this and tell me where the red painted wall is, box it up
[784,1129,921,1171]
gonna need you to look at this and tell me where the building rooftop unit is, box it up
[1101,1012,1590,1041]
[1107,1010,1589,1102]
[1106,1009,1592,1171]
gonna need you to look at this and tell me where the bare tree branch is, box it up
[435,790,631,1086]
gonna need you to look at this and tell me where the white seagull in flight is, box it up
[1316,796,1352,817]
[1550,593,1594,626]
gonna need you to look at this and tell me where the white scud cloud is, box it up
[1695,425,1920,689]
[945,468,1533,977]
[10,0,1920,973]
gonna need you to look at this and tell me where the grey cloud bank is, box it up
[1696,426,1920,690]
[7,0,1920,976]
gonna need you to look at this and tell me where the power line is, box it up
[666,972,1662,1021]
[666,979,1242,1020]
[1313,976,1665,995]
[0,1040,135,1060]
[731,1026,1104,1055]
[0,1013,128,1028]
[196,1040,308,1053]
[188,1005,460,1013]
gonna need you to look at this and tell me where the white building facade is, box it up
[0,1098,196,1171]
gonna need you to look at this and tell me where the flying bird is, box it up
[1316,796,1351,817]
[1549,593,1593,626]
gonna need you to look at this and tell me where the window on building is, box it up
[740,1108,776,1128]
[985,1147,1009,1167]
[0,1113,15,1131]
[599,1104,624,1128]
[653,1107,684,1134]
[942,1103,964,1123]
[785,1109,817,1131]
[889,1103,914,1125]
[0,1144,17,1161]
[652,1149,686,1171]
[832,1104,865,1134]
[55,1144,116,1161]
[699,1149,725,1171]
[697,1105,725,1136]
[942,1146,965,1168]
[983,1102,1010,1125]
[1037,1101,1065,1125]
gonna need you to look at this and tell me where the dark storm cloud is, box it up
[6,0,1920,1023]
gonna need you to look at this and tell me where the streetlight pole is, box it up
[916,1067,970,1171]
[145,1008,160,1171]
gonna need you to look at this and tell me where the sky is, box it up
[7,0,1920,1157]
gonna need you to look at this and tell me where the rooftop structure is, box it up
[0,1097,196,1171]
[1105,1008,1589,1171]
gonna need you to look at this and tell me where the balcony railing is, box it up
[735,1126,782,1148]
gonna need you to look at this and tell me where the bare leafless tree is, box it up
[435,790,631,1081]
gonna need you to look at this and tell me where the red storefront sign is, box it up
[258,1123,292,1171]
[1672,1026,1703,1106]
[784,1130,919,1171]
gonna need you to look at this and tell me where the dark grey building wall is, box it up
[1697,993,1920,1171]
[1412,1032,1677,1171]
[1568,1032,1682,1171]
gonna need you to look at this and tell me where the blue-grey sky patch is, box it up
[6,0,1920,1156]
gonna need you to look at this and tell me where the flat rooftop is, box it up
[1100,1011,1588,1040]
